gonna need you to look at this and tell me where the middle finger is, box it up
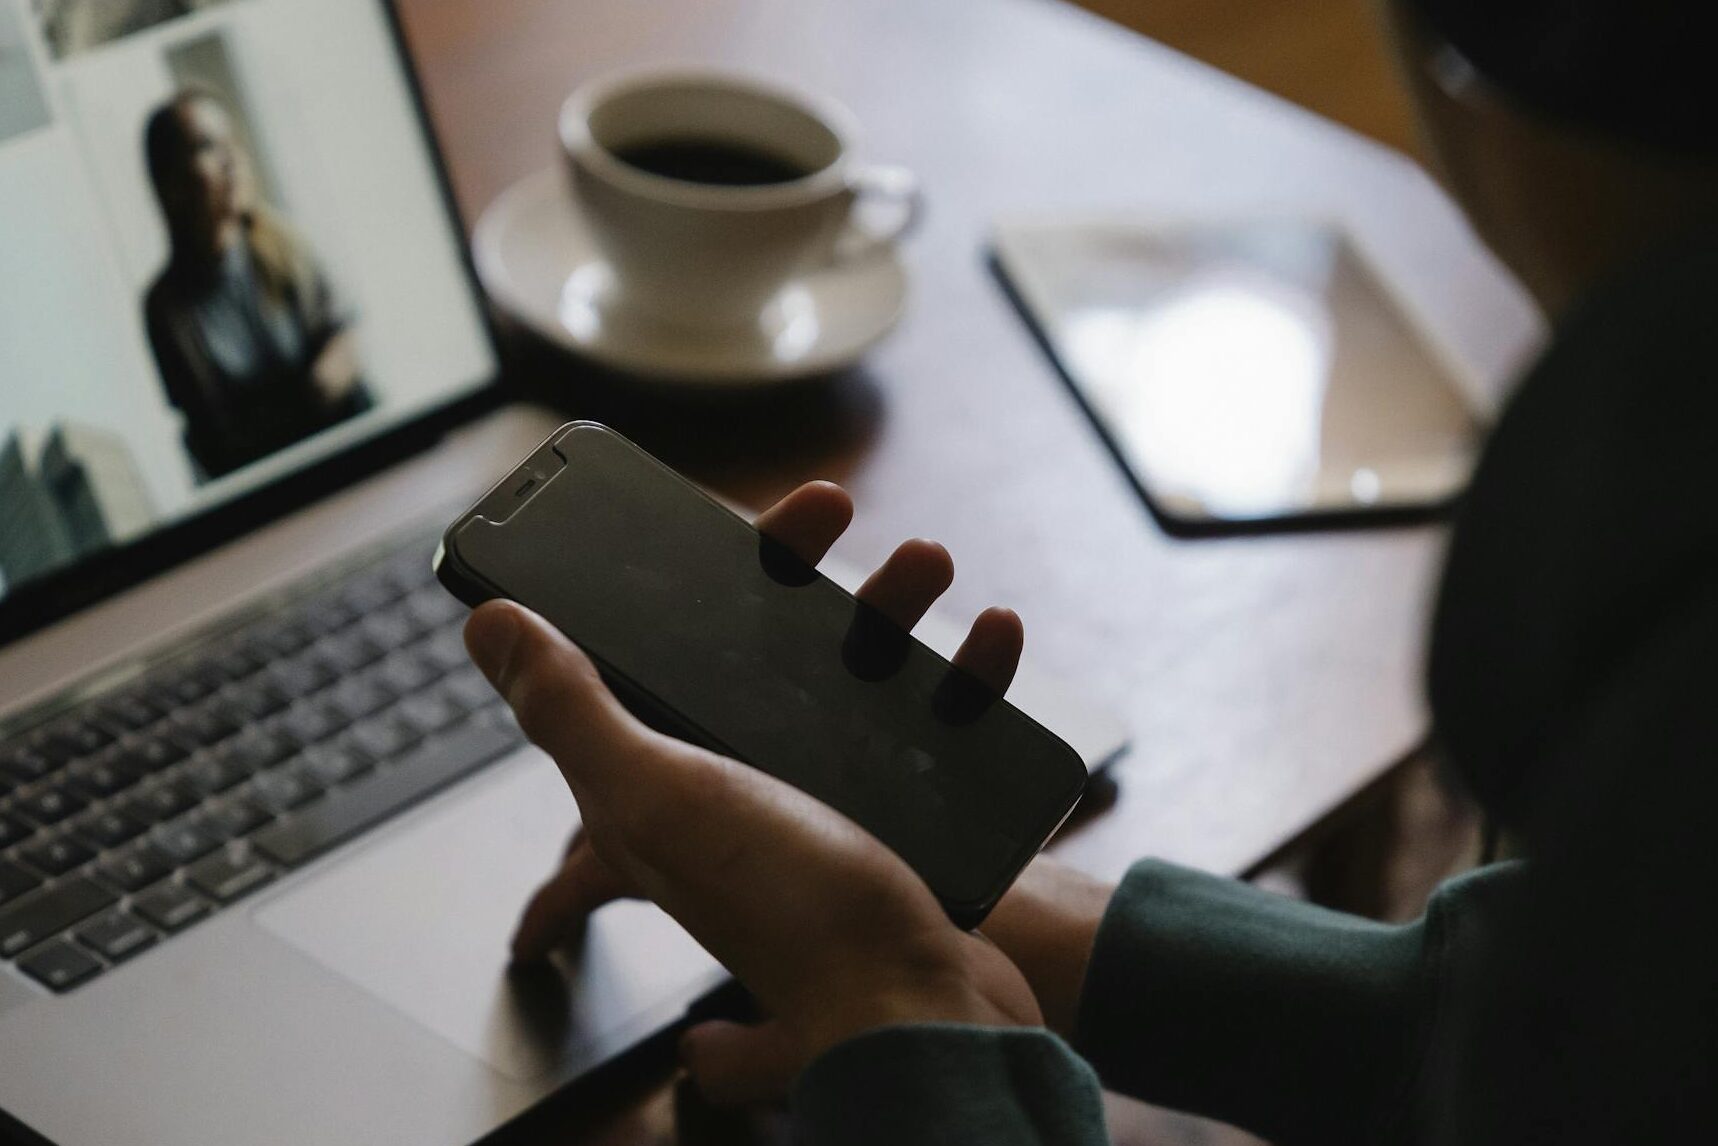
[856,538,955,630]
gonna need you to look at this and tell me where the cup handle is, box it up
[834,165,921,263]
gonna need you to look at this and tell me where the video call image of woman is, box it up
[143,88,372,482]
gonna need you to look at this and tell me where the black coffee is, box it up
[612,137,811,186]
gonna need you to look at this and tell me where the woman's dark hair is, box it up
[143,90,201,238]
[1404,0,1715,155]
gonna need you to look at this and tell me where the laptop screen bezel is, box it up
[0,0,510,649]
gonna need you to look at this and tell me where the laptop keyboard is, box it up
[0,530,522,993]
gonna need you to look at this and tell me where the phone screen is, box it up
[441,424,1086,920]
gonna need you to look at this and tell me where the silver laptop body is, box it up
[0,4,1123,1143]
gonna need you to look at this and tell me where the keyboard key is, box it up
[0,859,42,905]
[229,678,290,721]
[397,692,465,736]
[0,877,116,956]
[99,689,167,733]
[131,882,210,933]
[0,812,34,850]
[441,667,498,711]
[305,596,359,637]
[118,781,199,825]
[160,665,221,706]
[377,654,436,695]
[21,835,95,877]
[112,735,189,778]
[1,744,57,784]
[254,722,519,868]
[221,731,293,774]
[301,744,372,787]
[152,819,223,865]
[418,629,471,674]
[349,715,417,762]
[39,717,114,761]
[325,676,395,722]
[363,608,417,651]
[98,841,175,893]
[76,909,158,962]
[248,766,322,813]
[186,849,274,902]
[176,701,242,748]
[72,807,146,850]
[321,630,385,673]
[15,781,86,826]
[405,590,464,633]
[271,654,340,698]
[204,798,272,839]
[277,702,342,748]
[65,755,139,800]
[18,939,103,992]
[211,642,267,682]
[184,752,251,796]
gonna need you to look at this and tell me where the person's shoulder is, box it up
[1429,223,1718,822]
[144,265,179,324]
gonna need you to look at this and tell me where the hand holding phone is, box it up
[457,478,1047,1102]
[507,480,1031,963]
[436,423,1087,928]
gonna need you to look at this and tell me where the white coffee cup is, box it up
[559,67,918,331]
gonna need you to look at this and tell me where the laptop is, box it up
[0,3,1126,1143]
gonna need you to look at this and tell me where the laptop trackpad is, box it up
[254,751,722,1083]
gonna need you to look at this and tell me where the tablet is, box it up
[992,218,1482,535]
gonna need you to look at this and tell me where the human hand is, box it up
[508,481,1029,965]
[467,481,1038,1103]
[310,329,361,405]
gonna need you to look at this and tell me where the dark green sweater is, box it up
[794,859,1516,1145]
[794,230,1718,1144]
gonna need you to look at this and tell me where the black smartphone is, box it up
[434,422,1086,928]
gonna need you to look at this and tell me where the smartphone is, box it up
[434,422,1086,927]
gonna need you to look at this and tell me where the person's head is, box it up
[144,89,251,259]
[1381,1,1718,318]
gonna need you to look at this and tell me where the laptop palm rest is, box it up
[253,748,722,1083]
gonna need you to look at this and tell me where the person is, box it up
[143,89,371,482]
[462,0,1718,1141]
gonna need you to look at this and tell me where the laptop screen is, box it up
[0,0,497,605]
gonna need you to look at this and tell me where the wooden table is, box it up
[394,0,1540,1139]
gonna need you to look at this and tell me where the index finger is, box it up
[753,481,853,565]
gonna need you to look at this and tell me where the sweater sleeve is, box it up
[793,1024,1108,1146]
[1074,858,1520,1146]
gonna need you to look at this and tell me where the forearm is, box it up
[1071,859,1520,1146]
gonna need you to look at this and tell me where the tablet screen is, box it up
[994,219,1481,531]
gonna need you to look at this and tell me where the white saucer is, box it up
[472,167,908,387]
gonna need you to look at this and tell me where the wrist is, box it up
[797,974,1010,1057]
[980,860,1114,1037]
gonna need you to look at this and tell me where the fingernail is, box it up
[466,604,523,687]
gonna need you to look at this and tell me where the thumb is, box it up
[679,1020,802,1108]
[464,600,643,796]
